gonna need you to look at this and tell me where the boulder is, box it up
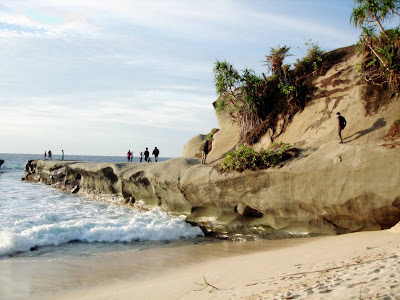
[182,134,206,158]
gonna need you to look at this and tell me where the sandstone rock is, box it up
[206,110,240,163]
[182,134,206,158]
[24,143,400,239]
[23,46,400,239]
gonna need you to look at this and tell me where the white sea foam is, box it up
[0,154,203,257]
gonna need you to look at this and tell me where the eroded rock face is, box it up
[182,134,206,158]
[24,143,400,239]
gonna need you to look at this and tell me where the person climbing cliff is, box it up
[201,141,210,164]
[152,147,160,162]
[144,148,150,162]
[337,112,347,144]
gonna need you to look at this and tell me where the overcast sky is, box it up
[0,0,360,157]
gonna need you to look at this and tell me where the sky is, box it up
[0,0,361,157]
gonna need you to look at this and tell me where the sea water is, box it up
[0,153,204,259]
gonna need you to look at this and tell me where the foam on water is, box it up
[0,154,203,257]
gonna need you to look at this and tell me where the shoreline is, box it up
[1,229,399,299]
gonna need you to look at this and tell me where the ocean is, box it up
[0,153,204,259]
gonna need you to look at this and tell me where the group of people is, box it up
[40,114,345,166]
[127,147,160,162]
[44,150,64,161]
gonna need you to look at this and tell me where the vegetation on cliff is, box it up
[220,142,294,172]
[351,0,400,93]
[213,41,331,145]
[213,0,399,149]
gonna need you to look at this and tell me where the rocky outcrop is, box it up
[25,140,400,239]
[182,134,206,158]
[24,46,400,239]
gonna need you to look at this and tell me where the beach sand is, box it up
[1,229,399,300]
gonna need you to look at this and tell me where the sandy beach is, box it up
[1,228,398,300]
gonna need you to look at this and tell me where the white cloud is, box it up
[0,1,361,156]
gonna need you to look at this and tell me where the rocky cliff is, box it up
[25,46,400,239]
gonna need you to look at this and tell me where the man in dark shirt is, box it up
[337,112,347,144]
[152,147,160,162]
[144,148,150,162]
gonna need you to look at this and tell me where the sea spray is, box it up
[0,154,203,257]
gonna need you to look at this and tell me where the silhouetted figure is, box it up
[44,151,47,160]
[48,150,52,160]
[127,150,131,162]
[337,112,347,144]
[144,148,150,162]
[139,152,143,162]
[201,141,210,164]
[152,147,160,162]
[61,150,64,161]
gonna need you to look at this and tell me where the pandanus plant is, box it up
[264,45,292,85]
[352,0,400,90]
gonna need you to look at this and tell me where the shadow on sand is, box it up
[344,118,386,143]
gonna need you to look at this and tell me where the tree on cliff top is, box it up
[351,0,400,37]
[351,0,400,92]
[213,60,264,140]
[264,45,292,85]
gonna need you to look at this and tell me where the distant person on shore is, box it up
[61,150,64,161]
[48,150,52,160]
[152,147,160,162]
[144,148,150,162]
[127,150,131,162]
[337,112,347,144]
[44,151,47,160]
[201,141,210,164]
[130,151,133,162]
[139,152,143,162]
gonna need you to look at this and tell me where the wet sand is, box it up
[1,230,400,299]
[0,237,309,300]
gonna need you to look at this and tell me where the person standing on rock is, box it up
[61,150,64,161]
[127,150,131,162]
[139,152,143,162]
[337,112,347,144]
[201,141,210,164]
[44,151,47,160]
[48,150,52,160]
[144,148,150,162]
[152,147,160,162]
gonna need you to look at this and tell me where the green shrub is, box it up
[293,41,324,77]
[220,143,293,172]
